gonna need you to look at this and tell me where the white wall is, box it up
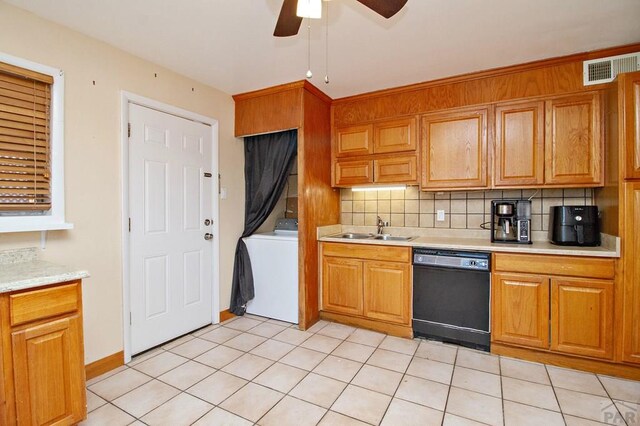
[0,2,245,363]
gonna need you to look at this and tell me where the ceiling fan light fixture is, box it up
[296,0,322,19]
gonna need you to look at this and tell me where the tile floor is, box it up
[82,315,640,426]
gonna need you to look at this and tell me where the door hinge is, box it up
[128,123,131,138]
[219,173,221,194]
[128,218,131,232]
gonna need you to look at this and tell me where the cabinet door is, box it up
[551,278,613,359]
[373,118,417,154]
[492,273,549,349]
[623,182,640,364]
[544,93,603,185]
[335,160,374,186]
[421,108,489,189]
[494,101,545,187]
[322,256,363,316]
[363,261,411,325]
[623,71,640,180]
[335,124,373,158]
[374,155,418,184]
[11,315,86,425]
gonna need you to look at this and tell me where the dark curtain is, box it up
[229,129,298,315]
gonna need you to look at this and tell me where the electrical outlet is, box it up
[436,210,446,221]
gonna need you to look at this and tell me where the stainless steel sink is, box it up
[372,235,416,241]
[338,233,374,239]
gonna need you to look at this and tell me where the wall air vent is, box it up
[583,52,640,86]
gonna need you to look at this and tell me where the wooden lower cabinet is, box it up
[492,273,549,349]
[551,278,613,360]
[363,261,410,325]
[492,253,616,361]
[320,243,411,331]
[322,257,363,316]
[1,280,86,425]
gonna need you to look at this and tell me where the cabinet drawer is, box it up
[10,282,80,326]
[321,242,411,263]
[373,118,417,154]
[493,253,614,279]
[374,156,418,184]
[335,125,373,157]
[335,160,374,186]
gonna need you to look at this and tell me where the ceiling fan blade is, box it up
[356,0,409,19]
[274,0,303,37]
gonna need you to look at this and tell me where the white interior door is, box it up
[129,103,214,355]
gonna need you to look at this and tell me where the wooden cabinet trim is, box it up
[623,182,640,364]
[321,242,411,263]
[494,100,545,187]
[9,282,80,327]
[493,253,615,279]
[372,117,417,154]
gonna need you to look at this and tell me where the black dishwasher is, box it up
[413,248,491,351]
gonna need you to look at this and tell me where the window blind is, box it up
[0,61,53,211]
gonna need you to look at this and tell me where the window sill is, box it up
[0,221,74,233]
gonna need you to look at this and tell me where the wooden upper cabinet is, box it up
[11,315,86,425]
[494,101,545,187]
[544,93,603,186]
[322,256,363,316]
[551,278,613,360]
[492,273,549,349]
[374,156,418,184]
[623,71,640,180]
[335,124,374,158]
[335,160,374,186]
[421,107,489,190]
[623,182,640,364]
[373,118,417,154]
[363,261,411,325]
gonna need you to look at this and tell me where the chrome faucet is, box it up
[376,216,386,235]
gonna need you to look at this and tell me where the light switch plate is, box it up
[436,210,446,221]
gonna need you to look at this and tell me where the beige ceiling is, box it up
[5,0,640,98]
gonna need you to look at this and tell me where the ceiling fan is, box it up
[274,0,409,37]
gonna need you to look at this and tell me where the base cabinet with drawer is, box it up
[492,254,614,360]
[320,242,411,336]
[0,280,86,425]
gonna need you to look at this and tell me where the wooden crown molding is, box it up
[333,42,640,104]
[233,80,331,104]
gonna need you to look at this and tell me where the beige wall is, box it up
[0,2,245,363]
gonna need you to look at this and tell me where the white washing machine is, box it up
[243,219,298,323]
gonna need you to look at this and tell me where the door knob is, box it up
[204,233,213,241]
[204,219,211,226]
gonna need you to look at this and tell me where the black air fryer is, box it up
[548,206,600,246]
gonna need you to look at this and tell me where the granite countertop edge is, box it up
[317,235,619,258]
[0,259,90,294]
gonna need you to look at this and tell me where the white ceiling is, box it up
[6,0,640,98]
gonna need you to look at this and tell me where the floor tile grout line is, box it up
[440,344,458,426]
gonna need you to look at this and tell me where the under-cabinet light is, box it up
[351,185,407,192]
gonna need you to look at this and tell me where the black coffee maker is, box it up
[491,200,532,244]
[548,206,600,246]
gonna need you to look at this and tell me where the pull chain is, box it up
[324,0,329,84]
[306,18,312,79]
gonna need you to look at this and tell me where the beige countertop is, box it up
[317,225,620,258]
[0,248,90,293]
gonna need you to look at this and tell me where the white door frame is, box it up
[120,91,220,363]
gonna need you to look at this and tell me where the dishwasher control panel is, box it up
[413,248,490,271]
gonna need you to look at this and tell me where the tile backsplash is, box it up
[340,187,594,232]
